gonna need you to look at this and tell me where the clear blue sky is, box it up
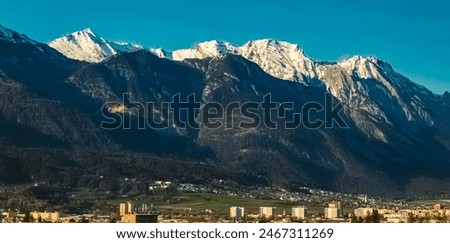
[0,0,449,93]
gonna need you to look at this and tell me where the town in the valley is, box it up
[1,180,449,223]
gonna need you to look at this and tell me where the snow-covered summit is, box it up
[238,39,319,84]
[170,39,403,87]
[169,38,439,136]
[336,55,395,80]
[49,28,142,63]
[172,40,237,60]
[47,29,401,91]
[171,38,321,85]
[150,48,173,59]
[46,29,438,128]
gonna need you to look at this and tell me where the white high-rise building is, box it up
[324,201,342,219]
[119,201,134,216]
[324,207,339,219]
[259,207,275,219]
[291,206,306,219]
[230,206,245,221]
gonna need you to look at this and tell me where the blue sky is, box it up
[0,0,449,93]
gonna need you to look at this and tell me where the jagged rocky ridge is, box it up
[0,25,449,197]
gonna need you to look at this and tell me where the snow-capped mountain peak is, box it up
[81,28,94,35]
[337,55,382,79]
[237,39,319,84]
[172,38,321,85]
[46,31,440,129]
[172,40,237,60]
[149,48,172,59]
[240,38,306,56]
[49,28,142,63]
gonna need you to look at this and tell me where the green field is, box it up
[102,192,324,215]
[2,186,323,215]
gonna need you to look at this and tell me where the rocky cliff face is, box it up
[0,25,449,197]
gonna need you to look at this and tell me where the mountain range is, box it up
[1,26,449,197]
